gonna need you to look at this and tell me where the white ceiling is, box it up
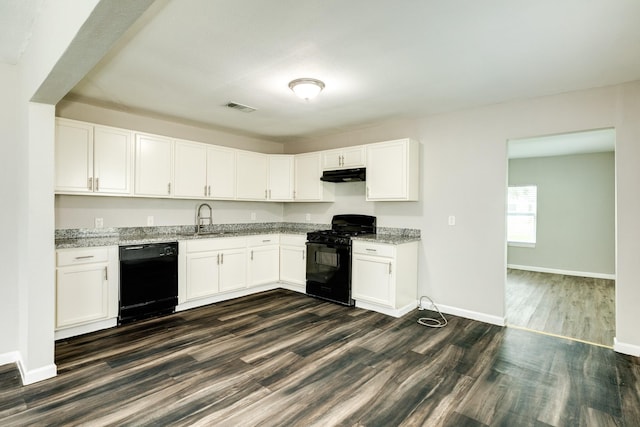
[508,128,615,159]
[5,0,640,143]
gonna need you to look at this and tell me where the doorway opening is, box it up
[505,128,616,347]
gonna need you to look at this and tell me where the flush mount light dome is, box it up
[288,78,325,100]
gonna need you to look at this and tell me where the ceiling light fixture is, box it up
[288,78,325,100]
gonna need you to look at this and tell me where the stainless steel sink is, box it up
[176,231,226,237]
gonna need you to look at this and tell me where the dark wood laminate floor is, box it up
[506,269,615,347]
[1,289,638,426]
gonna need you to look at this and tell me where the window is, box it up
[507,185,537,245]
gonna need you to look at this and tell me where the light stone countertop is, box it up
[55,223,420,249]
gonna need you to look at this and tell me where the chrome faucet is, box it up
[196,203,213,234]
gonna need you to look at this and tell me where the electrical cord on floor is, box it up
[417,295,448,328]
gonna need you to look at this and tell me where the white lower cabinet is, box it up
[279,234,306,290]
[55,246,118,339]
[352,240,418,317]
[248,235,280,287]
[182,237,247,303]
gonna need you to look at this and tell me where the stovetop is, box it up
[307,214,376,245]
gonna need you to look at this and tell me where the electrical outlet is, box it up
[448,215,456,226]
[250,212,256,221]
[94,217,104,229]
[147,216,154,226]
[305,213,311,222]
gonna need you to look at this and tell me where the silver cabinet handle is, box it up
[221,253,224,264]
[293,190,296,200]
[264,189,267,199]
[204,185,207,196]
[365,248,377,252]
[262,239,271,243]
[208,185,211,197]
[251,250,253,261]
[95,177,99,192]
[74,255,94,260]
[217,253,220,265]
[269,189,272,199]
[389,262,392,274]
[302,250,305,260]
[104,266,108,280]
[88,177,93,191]
[168,183,171,195]
[366,187,370,198]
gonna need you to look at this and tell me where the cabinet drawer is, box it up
[57,247,110,267]
[352,241,395,258]
[186,236,246,253]
[247,235,280,246]
[280,234,305,246]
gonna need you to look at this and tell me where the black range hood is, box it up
[320,168,366,183]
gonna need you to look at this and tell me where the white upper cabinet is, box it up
[322,145,365,170]
[174,141,237,199]
[55,118,133,195]
[267,155,294,201]
[293,152,334,202]
[135,133,174,197]
[207,145,236,199]
[236,150,268,200]
[55,119,93,193]
[173,139,208,198]
[366,138,420,201]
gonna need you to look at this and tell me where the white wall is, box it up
[285,81,640,354]
[56,195,283,229]
[57,100,285,154]
[508,152,615,276]
[0,63,20,357]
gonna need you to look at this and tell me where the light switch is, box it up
[448,215,456,226]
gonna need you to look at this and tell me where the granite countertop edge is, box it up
[55,223,421,249]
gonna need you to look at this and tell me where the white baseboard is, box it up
[355,300,416,318]
[277,282,306,293]
[0,351,20,367]
[0,351,57,385]
[176,283,280,312]
[435,303,506,326]
[507,264,616,280]
[55,318,118,341]
[19,362,57,385]
[614,337,640,357]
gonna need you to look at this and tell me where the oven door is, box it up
[306,242,353,306]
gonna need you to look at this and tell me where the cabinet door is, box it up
[56,263,108,328]
[236,151,267,200]
[294,153,322,201]
[352,254,395,307]
[366,140,408,200]
[93,125,133,195]
[279,245,306,285]
[268,155,294,200]
[248,245,280,286]
[174,140,208,198]
[322,146,365,170]
[55,119,94,193]
[341,146,366,168]
[219,248,247,292]
[186,251,220,300]
[135,133,174,197]
[322,149,342,170]
[207,146,236,199]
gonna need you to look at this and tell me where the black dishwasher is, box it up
[119,242,178,325]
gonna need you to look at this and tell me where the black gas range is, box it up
[306,214,376,306]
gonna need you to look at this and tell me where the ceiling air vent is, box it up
[225,102,256,113]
